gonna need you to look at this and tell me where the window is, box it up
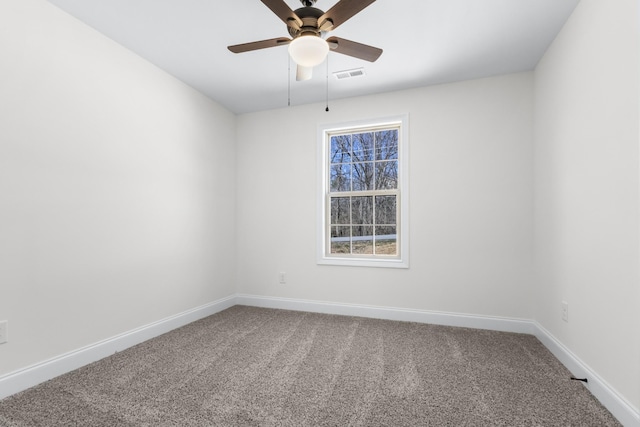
[317,115,409,268]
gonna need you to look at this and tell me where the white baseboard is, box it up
[0,295,236,400]
[236,294,535,334]
[534,322,640,427]
[237,294,639,427]
[2,293,638,427]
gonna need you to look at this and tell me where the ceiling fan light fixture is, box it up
[288,35,329,68]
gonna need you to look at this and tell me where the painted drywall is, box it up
[0,0,237,376]
[533,0,640,412]
[236,72,534,320]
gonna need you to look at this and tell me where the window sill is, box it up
[317,256,409,269]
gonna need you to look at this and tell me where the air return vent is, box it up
[333,68,366,80]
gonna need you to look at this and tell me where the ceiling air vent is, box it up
[333,68,366,80]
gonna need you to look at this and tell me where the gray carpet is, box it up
[0,305,620,426]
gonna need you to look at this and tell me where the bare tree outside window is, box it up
[328,127,400,256]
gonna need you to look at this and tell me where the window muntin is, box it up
[319,117,408,268]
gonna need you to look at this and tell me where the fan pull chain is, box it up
[325,54,330,112]
[287,53,291,107]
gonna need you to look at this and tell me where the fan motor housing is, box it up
[289,7,324,38]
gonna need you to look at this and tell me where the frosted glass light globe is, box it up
[288,35,329,68]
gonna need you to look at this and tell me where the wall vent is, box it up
[333,68,366,80]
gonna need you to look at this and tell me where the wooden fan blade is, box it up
[228,37,291,54]
[260,0,303,28]
[318,0,376,31]
[326,36,382,62]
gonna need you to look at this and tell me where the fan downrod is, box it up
[300,0,317,6]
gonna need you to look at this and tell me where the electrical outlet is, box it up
[0,320,8,344]
[278,272,286,284]
[561,301,569,322]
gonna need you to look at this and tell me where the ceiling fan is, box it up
[227,0,382,81]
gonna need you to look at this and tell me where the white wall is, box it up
[0,0,237,376]
[237,73,534,320]
[534,0,640,412]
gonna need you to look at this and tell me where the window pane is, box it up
[375,130,398,160]
[331,226,351,254]
[330,197,350,224]
[330,135,351,164]
[322,118,406,265]
[352,132,374,162]
[375,160,398,190]
[353,225,373,254]
[352,162,374,191]
[375,226,397,255]
[352,196,373,225]
[375,195,396,225]
[330,164,351,192]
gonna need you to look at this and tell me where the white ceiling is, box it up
[47,0,580,114]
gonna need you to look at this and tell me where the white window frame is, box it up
[317,114,409,268]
